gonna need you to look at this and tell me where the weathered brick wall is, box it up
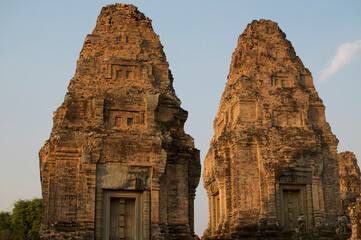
[40,4,200,240]
[203,20,349,240]
[338,151,361,240]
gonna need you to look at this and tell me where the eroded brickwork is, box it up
[338,151,361,240]
[39,4,200,240]
[203,20,350,239]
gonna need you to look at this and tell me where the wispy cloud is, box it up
[319,39,361,82]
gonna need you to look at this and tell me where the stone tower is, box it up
[203,20,350,239]
[338,151,361,211]
[338,151,361,239]
[39,4,200,240]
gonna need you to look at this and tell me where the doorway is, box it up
[280,185,307,230]
[110,197,136,240]
[102,191,142,240]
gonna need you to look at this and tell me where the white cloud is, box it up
[319,39,361,82]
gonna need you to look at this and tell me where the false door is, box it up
[281,185,307,230]
[103,191,142,240]
[110,198,136,240]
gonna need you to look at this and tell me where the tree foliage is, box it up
[0,198,42,240]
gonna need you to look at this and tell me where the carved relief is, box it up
[239,99,256,121]
[109,110,145,129]
[112,65,139,81]
[271,73,293,88]
[336,216,350,235]
[277,168,312,184]
[104,59,140,82]
[267,47,288,59]
[296,214,307,234]
[272,107,304,127]
[308,105,325,123]
[230,99,257,124]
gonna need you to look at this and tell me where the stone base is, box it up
[41,223,196,240]
[167,224,193,240]
[40,224,94,240]
[204,233,350,240]
[203,225,351,240]
[151,223,195,240]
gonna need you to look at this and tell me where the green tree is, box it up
[0,198,42,240]
[0,211,13,239]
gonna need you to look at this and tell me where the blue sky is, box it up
[0,0,360,236]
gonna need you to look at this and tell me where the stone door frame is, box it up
[279,184,307,230]
[95,189,150,240]
[275,167,314,231]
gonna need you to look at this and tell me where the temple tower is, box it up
[203,20,350,239]
[39,4,200,240]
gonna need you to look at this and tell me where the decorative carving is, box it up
[271,73,293,88]
[109,110,145,129]
[277,168,312,184]
[272,107,304,127]
[295,214,307,234]
[336,216,349,235]
[236,99,257,122]
[111,64,139,81]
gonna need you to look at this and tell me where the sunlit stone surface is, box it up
[39,4,200,239]
[203,20,350,240]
